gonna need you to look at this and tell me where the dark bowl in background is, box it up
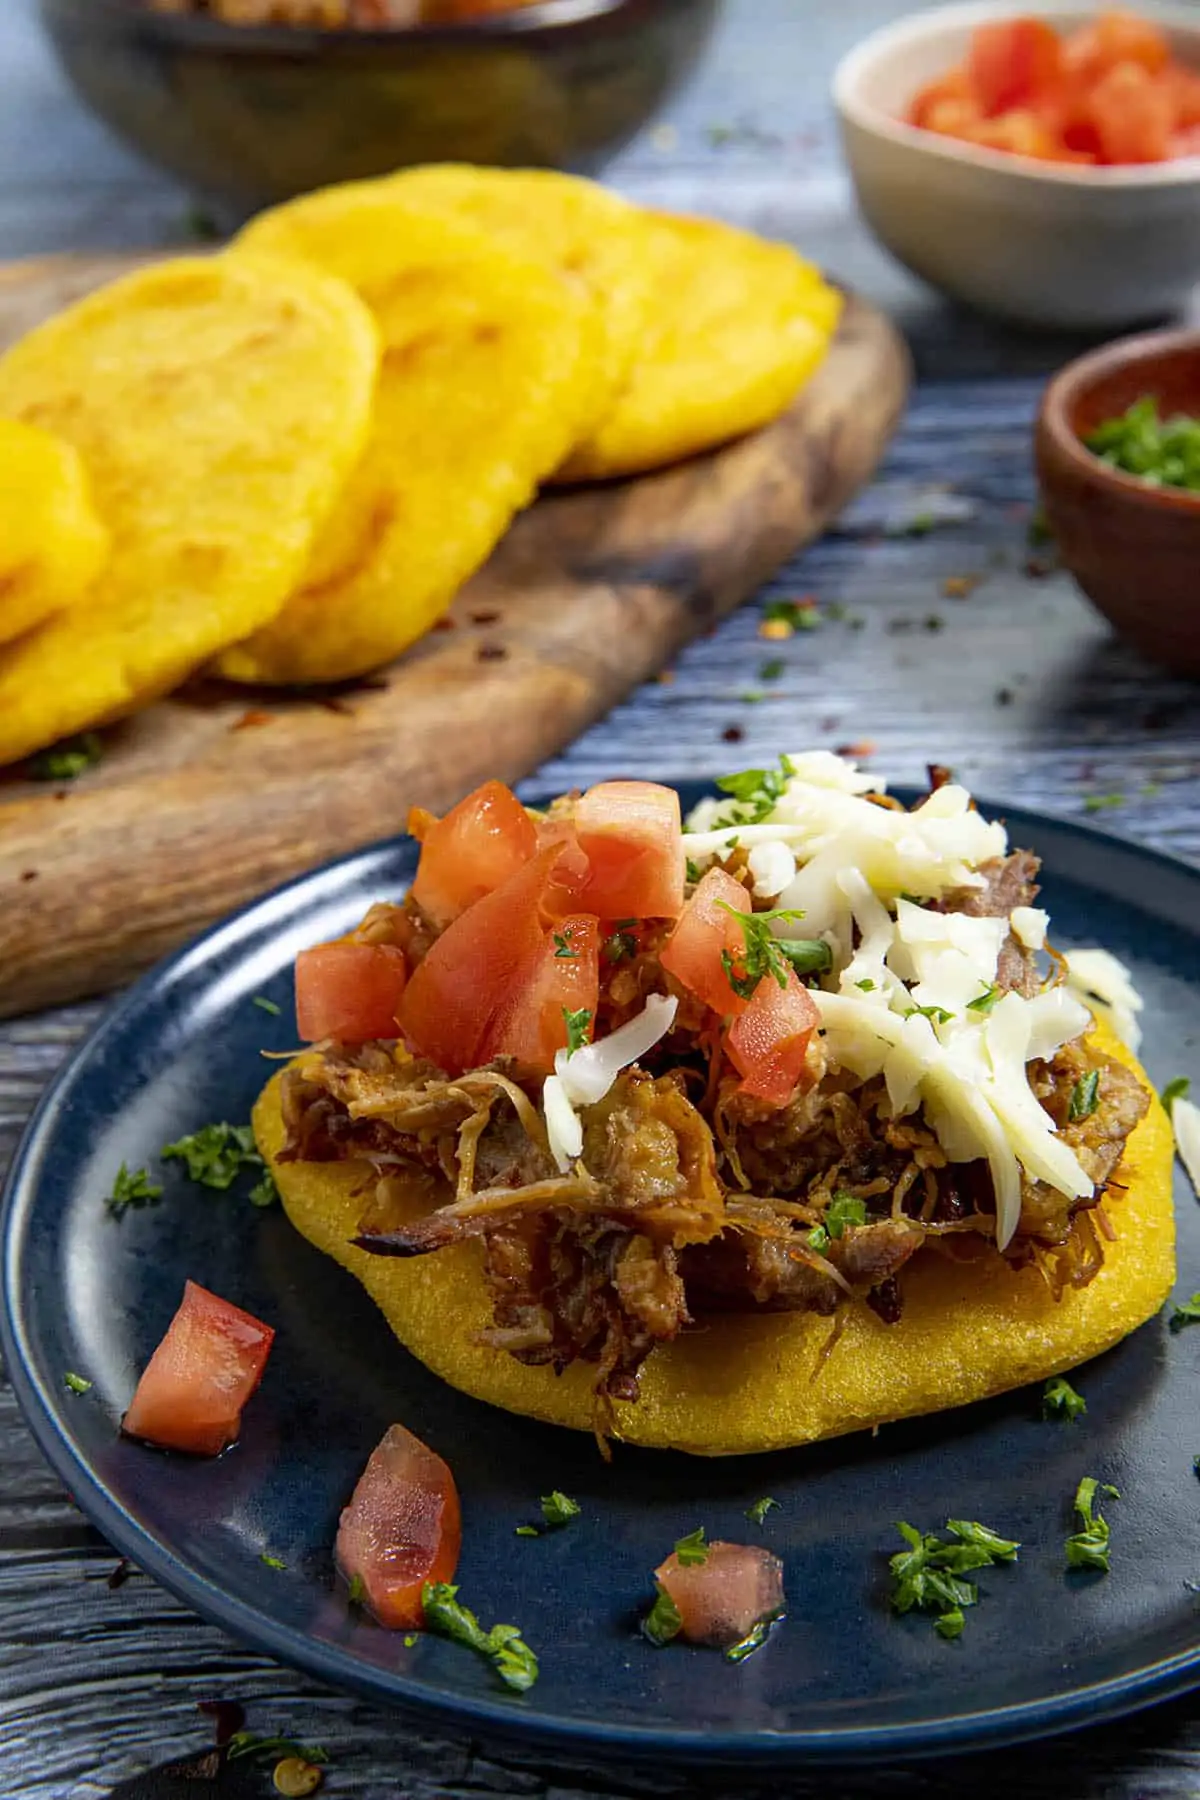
[1035,329,1200,679]
[37,0,719,212]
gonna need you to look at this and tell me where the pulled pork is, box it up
[278,839,1148,1425]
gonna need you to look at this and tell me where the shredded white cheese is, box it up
[546,995,679,1172]
[1011,905,1049,950]
[1064,948,1144,1051]
[1173,1097,1200,1199]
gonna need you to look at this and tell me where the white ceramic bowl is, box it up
[833,1,1200,329]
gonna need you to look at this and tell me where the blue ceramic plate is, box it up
[3,788,1200,1768]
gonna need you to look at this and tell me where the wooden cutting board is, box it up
[0,254,910,1020]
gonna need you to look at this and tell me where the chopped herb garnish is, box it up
[1065,1476,1118,1572]
[1162,1076,1191,1117]
[855,977,876,991]
[562,1007,592,1056]
[105,1163,163,1215]
[347,1573,366,1606]
[553,931,579,960]
[603,929,638,964]
[64,1372,92,1395]
[226,1733,328,1766]
[685,858,702,885]
[763,599,819,632]
[404,1633,418,1647]
[934,1608,965,1641]
[541,1490,581,1529]
[903,1003,954,1025]
[260,1553,286,1570]
[28,731,103,782]
[642,1585,683,1646]
[759,658,786,682]
[739,690,764,705]
[163,1121,266,1191]
[898,511,935,537]
[183,202,222,242]
[826,1192,867,1237]
[725,1614,781,1662]
[421,1581,539,1692]
[249,1170,280,1208]
[714,753,798,823]
[889,1519,1019,1633]
[1085,396,1200,493]
[253,995,282,1016]
[1042,1376,1087,1422]
[515,1526,539,1537]
[1083,792,1125,814]
[1169,1292,1200,1332]
[673,1527,708,1567]
[1068,1070,1101,1122]
[806,1225,830,1253]
[718,903,831,999]
[746,1496,780,1526]
[967,985,1000,1015]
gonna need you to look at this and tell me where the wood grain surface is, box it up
[3,2,1200,1797]
[0,262,907,1021]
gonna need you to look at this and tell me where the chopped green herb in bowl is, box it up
[1084,396,1200,493]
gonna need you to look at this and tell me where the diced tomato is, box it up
[961,107,1060,159]
[122,1281,274,1457]
[908,69,973,129]
[409,780,537,929]
[660,868,752,1018]
[571,782,685,921]
[398,842,566,1075]
[1065,10,1169,80]
[295,941,408,1043]
[1164,66,1200,130]
[486,913,601,1071]
[968,19,1062,115]
[1171,122,1200,158]
[654,1541,784,1648]
[1088,60,1174,163]
[726,966,820,1108]
[336,1422,461,1631]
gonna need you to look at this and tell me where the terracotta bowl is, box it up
[1035,330,1200,676]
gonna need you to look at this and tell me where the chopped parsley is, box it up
[562,1007,592,1056]
[421,1581,539,1692]
[603,929,638,964]
[1162,1076,1191,1117]
[714,754,798,823]
[1065,1476,1118,1572]
[685,858,702,885]
[1169,1292,1200,1333]
[966,985,1001,1015]
[252,995,281,1016]
[806,1225,830,1253]
[105,1163,163,1215]
[1042,1376,1087,1422]
[759,658,786,682]
[642,1585,683,1646]
[347,1573,366,1606]
[826,1192,867,1237]
[746,1496,780,1526]
[1083,792,1125,814]
[718,903,831,999]
[903,1003,954,1025]
[541,1490,581,1528]
[162,1121,268,1192]
[673,1527,708,1567]
[1085,396,1200,493]
[553,931,580,960]
[226,1733,328,1766]
[725,1614,780,1662]
[763,599,819,632]
[63,1372,92,1395]
[515,1526,540,1538]
[260,1553,286,1570]
[28,732,103,782]
[1068,1070,1101,1123]
[855,978,877,992]
[889,1518,1019,1636]
[249,1169,279,1208]
[404,1633,418,1647]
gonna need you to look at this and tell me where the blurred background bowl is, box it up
[36,0,719,213]
[833,1,1200,331]
[1035,327,1200,673]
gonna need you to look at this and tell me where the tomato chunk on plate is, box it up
[295,941,408,1043]
[660,867,752,1018]
[409,780,537,929]
[572,781,685,921]
[655,1541,784,1648]
[336,1422,462,1630]
[726,966,820,1108]
[122,1281,274,1457]
[487,912,601,1072]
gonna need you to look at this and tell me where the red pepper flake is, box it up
[477,642,507,663]
[107,1557,133,1589]
[19,869,37,883]
[835,739,877,758]
[433,616,457,632]
[231,708,275,732]
[469,608,501,626]
[722,724,745,744]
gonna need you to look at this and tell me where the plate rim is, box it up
[3,786,1199,1767]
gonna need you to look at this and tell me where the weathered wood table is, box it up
[2,0,1199,1793]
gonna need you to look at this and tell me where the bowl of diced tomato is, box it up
[833,4,1200,329]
